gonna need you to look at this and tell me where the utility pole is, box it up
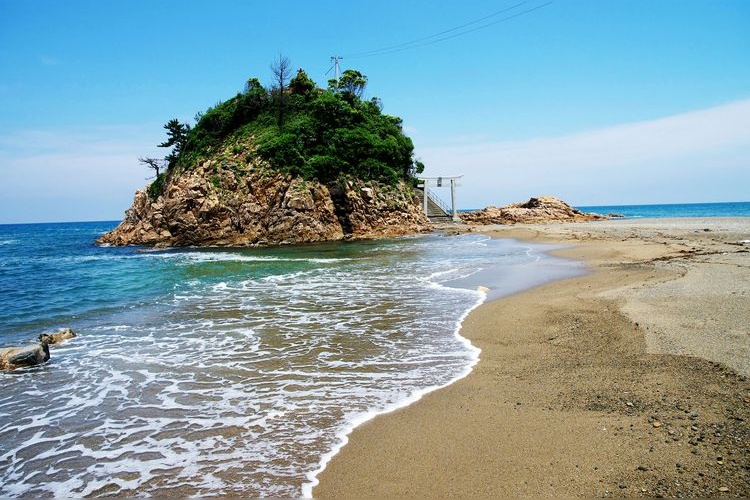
[330,55,343,89]
[450,178,458,221]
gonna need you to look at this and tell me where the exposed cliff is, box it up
[460,196,607,225]
[99,159,429,247]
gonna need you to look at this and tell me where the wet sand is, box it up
[314,218,750,497]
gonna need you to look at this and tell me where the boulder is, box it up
[0,343,50,371]
[39,327,77,345]
[461,196,608,225]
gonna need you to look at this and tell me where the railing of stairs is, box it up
[426,188,453,217]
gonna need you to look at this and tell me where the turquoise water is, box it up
[577,201,750,219]
[0,222,582,497]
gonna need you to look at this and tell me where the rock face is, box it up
[461,196,607,225]
[99,160,430,247]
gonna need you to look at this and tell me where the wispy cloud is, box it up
[418,98,750,206]
[2,99,748,223]
[0,125,164,223]
[0,126,156,156]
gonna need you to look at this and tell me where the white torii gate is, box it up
[417,175,463,222]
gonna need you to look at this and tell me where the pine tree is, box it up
[158,119,190,167]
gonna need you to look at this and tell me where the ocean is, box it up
[0,221,583,497]
[577,201,750,219]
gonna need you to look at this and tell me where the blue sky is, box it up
[1,0,748,223]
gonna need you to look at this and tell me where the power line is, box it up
[344,1,553,59]
[345,1,528,59]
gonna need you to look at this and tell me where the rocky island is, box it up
[460,196,607,225]
[100,66,430,247]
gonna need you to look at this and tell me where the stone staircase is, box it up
[416,189,462,224]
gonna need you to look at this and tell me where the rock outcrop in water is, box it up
[460,196,607,225]
[39,327,77,345]
[0,343,50,371]
[1,328,77,371]
[98,160,429,247]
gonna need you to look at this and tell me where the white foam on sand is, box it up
[301,287,485,498]
[300,238,585,497]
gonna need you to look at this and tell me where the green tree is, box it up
[289,69,316,96]
[158,119,190,167]
[169,64,423,187]
[244,77,264,94]
[329,69,367,99]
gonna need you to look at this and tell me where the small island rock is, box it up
[97,67,432,248]
[461,196,608,225]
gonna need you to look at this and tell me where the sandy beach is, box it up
[314,218,750,497]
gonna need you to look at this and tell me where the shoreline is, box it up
[303,232,585,496]
[301,289,485,497]
[314,217,750,497]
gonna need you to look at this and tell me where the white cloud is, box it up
[417,98,750,207]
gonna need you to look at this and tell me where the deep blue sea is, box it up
[577,201,750,219]
[0,222,582,497]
